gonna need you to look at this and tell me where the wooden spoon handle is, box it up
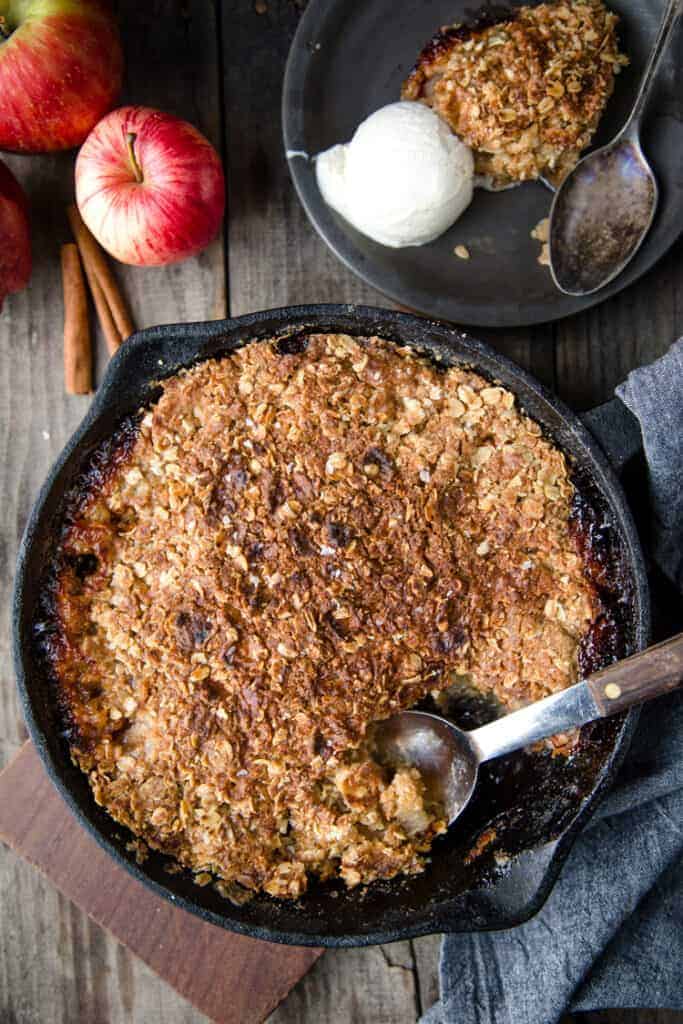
[587,632,683,716]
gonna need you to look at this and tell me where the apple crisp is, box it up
[402,0,628,188]
[44,333,605,898]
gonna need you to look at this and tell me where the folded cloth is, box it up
[617,339,683,593]
[424,339,683,1024]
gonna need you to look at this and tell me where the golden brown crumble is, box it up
[402,0,628,188]
[49,334,600,898]
[464,826,498,865]
[531,216,551,266]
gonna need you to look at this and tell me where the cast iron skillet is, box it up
[13,305,649,947]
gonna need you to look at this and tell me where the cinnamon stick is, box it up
[67,204,135,354]
[86,265,121,357]
[61,244,93,395]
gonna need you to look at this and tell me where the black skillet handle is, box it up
[580,396,643,475]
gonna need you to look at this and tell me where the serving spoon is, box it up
[548,0,682,296]
[372,633,683,827]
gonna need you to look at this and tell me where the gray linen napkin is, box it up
[423,339,683,1024]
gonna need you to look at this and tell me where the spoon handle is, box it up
[470,632,683,764]
[621,0,683,140]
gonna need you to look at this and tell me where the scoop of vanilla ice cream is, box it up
[315,101,473,248]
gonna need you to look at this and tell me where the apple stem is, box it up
[0,17,10,39]
[126,132,144,184]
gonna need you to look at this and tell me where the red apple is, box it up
[75,106,225,266]
[0,159,31,310]
[0,0,122,153]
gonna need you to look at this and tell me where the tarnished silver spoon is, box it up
[548,0,682,296]
[372,634,683,827]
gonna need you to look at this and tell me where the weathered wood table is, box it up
[1,3,681,1022]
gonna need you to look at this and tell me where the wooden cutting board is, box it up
[0,742,322,1024]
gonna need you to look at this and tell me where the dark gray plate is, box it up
[282,0,683,327]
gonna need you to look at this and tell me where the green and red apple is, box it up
[0,0,123,153]
[76,106,225,266]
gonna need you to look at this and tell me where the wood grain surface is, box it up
[1,1,682,1022]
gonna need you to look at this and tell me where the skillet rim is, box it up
[12,303,650,946]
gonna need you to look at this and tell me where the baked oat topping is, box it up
[45,334,602,898]
[402,0,628,188]
[531,216,551,266]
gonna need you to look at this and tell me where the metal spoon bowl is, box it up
[549,139,657,296]
[549,0,682,296]
[371,634,683,827]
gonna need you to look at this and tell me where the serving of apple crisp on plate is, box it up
[402,0,629,189]
[284,0,682,326]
